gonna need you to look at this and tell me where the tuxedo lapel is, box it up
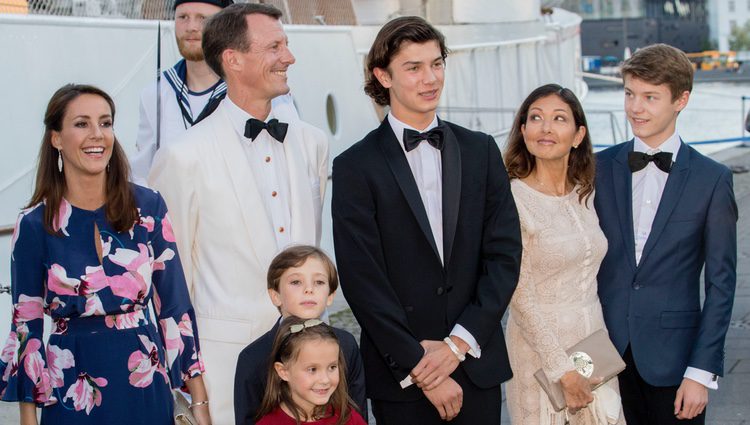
[377,120,441,260]
[441,123,461,266]
[213,105,277,267]
[284,124,318,245]
[639,142,691,264]
[613,141,637,271]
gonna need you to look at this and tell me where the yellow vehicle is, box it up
[686,50,740,71]
[0,0,28,14]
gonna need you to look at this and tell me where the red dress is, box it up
[257,406,367,425]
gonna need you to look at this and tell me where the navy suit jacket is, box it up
[595,140,737,387]
[233,320,367,425]
[332,119,521,401]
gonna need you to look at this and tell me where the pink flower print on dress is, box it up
[63,372,108,415]
[152,289,162,316]
[0,332,18,364]
[48,297,67,313]
[127,335,167,388]
[10,203,43,261]
[21,339,53,403]
[178,313,194,338]
[79,266,108,296]
[139,215,155,232]
[109,273,146,303]
[52,318,69,335]
[185,352,205,380]
[0,332,19,384]
[100,235,112,258]
[161,213,176,242]
[81,294,105,317]
[104,311,143,330]
[47,345,75,389]
[159,317,185,370]
[48,264,81,296]
[108,244,152,289]
[54,199,72,236]
[13,295,44,324]
[153,248,175,272]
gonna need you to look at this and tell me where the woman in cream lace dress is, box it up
[504,84,624,425]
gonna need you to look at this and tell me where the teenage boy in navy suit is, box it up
[595,43,737,425]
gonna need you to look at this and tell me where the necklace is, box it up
[530,174,570,197]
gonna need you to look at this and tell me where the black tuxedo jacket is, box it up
[233,320,367,424]
[331,118,522,401]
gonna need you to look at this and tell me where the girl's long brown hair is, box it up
[504,83,595,205]
[257,316,357,425]
[28,84,138,234]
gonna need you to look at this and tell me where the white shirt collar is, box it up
[387,113,439,149]
[633,130,681,161]
[222,95,277,141]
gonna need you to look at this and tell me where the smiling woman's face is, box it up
[51,93,115,180]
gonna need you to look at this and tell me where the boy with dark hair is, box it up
[595,43,737,424]
[332,16,522,424]
[233,246,366,425]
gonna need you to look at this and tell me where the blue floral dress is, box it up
[0,185,203,424]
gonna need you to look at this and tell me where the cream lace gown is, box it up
[506,179,625,425]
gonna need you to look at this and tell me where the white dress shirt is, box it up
[631,131,718,390]
[225,96,292,250]
[387,113,480,388]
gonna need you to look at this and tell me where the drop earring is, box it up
[57,150,63,173]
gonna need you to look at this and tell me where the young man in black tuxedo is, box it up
[331,16,522,424]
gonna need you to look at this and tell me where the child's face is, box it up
[623,74,689,148]
[269,257,334,319]
[275,339,340,418]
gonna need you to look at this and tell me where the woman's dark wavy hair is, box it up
[257,316,357,425]
[28,84,139,234]
[364,16,449,106]
[504,83,595,204]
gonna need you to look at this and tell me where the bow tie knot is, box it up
[244,118,288,143]
[403,125,446,152]
[628,151,673,173]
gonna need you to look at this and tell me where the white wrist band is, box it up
[443,337,466,362]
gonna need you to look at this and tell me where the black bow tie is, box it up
[403,125,446,152]
[244,118,288,143]
[628,151,673,173]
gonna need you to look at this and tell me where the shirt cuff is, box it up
[684,367,719,390]
[450,324,481,358]
[399,375,414,389]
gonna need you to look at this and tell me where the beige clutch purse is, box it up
[174,391,197,425]
[533,328,626,412]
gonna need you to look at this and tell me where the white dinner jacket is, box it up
[148,100,328,345]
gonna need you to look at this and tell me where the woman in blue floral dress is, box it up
[0,84,211,424]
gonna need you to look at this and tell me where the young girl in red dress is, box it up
[256,316,367,425]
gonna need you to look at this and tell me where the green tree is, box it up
[729,20,750,51]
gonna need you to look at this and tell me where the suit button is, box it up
[384,353,398,369]
[436,287,445,295]
[633,283,642,290]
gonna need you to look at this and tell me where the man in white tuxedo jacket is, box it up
[149,4,328,424]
